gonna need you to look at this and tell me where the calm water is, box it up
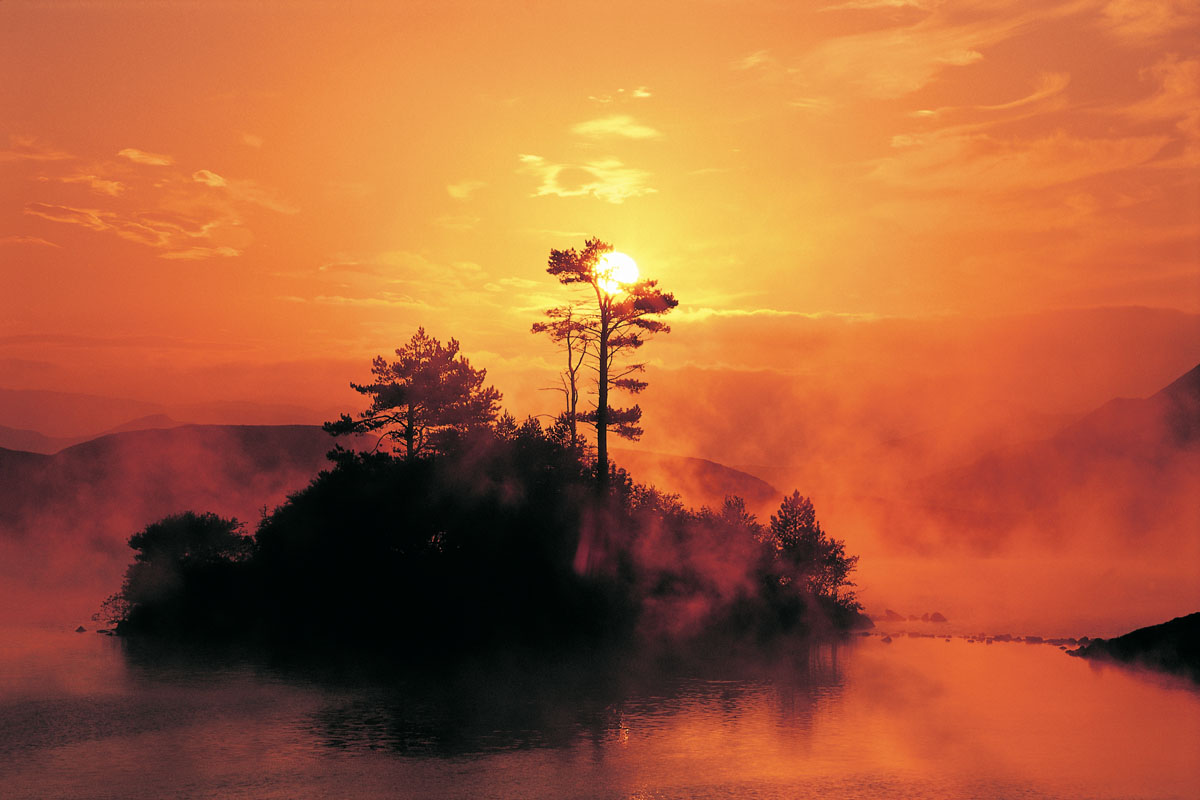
[1,627,1197,799]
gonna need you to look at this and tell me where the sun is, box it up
[594,251,640,295]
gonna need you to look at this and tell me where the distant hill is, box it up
[916,363,1200,548]
[0,424,336,541]
[0,386,341,441]
[0,415,188,454]
[102,414,186,435]
[0,424,79,455]
[611,448,779,512]
[0,425,337,622]
[0,387,164,438]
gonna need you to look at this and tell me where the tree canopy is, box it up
[100,420,865,651]
[768,492,859,605]
[324,327,502,459]
[539,238,678,483]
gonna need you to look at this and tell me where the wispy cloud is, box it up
[159,245,240,260]
[588,86,653,104]
[0,235,61,248]
[226,180,299,214]
[518,154,656,203]
[192,169,227,188]
[872,130,1169,193]
[23,201,245,260]
[821,0,930,10]
[1121,55,1200,163]
[0,135,74,163]
[675,307,884,323]
[117,148,173,166]
[13,138,295,261]
[799,1,1081,99]
[572,115,662,140]
[24,202,108,232]
[241,133,264,148]
[37,173,126,196]
[1100,0,1196,42]
[913,72,1071,118]
[733,50,772,71]
[310,293,433,310]
[446,179,485,199]
[788,97,836,112]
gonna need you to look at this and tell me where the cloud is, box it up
[588,86,654,104]
[23,201,247,260]
[241,133,264,148]
[24,202,109,232]
[821,0,930,8]
[873,130,1170,192]
[36,173,125,196]
[1121,55,1200,158]
[14,138,294,260]
[913,72,1071,117]
[117,148,173,166]
[788,97,835,112]
[309,293,433,310]
[733,50,771,71]
[674,307,884,323]
[226,180,299,214]
[0,235,61,248]
[1100,0,1196,42]
[446,180,485,199]
[572,115,662,140]
[159,246,241,260]
[0,135,74,163]
[318,250,486,291]
[799,1,1080,99]
[495,276,541,289]
[518,154,657,203]
[192,169,227,188]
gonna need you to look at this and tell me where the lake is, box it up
[1,626,1197,799]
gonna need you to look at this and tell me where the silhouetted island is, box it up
[1070,612,1200,682]
[97,417,870,659]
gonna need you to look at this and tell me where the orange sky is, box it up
[2,0,1198,451]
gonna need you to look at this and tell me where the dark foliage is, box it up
[102,419,865,656]
[324,328,502,459]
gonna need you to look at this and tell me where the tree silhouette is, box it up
[768,492,859,605]
[324,327,502,459]
[97,511,251,631]
[531,303,590,450]
[542,238,677,484]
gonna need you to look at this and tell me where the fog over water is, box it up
[2,627,1197,800]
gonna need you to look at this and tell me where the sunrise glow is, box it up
[594,251,639,295]
[1,3,1198,796]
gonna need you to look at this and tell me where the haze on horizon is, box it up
[2,1,1198,635]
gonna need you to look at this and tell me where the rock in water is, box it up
[1070,612,1200,682]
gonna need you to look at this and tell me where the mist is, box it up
[0,425,333,624]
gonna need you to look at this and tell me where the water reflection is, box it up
[293,642,849,757]
[4,629,1198,800]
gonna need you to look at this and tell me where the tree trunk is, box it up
[405,408,415,460]
[596,304,609,487]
